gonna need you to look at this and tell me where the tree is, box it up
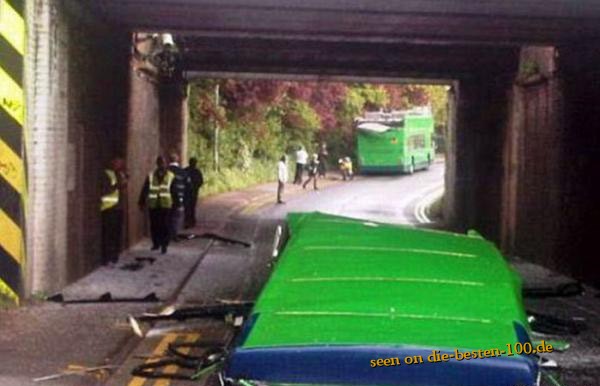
[187,79,448,173]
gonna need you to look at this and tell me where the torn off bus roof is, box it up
[225,212,538,386]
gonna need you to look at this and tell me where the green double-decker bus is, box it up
[356,108,435,174]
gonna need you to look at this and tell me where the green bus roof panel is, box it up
[244,213,527,350]
[226,212,536,386]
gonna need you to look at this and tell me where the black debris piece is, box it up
[523,282,584,299]
[47,292,159,304]
[528,311,587,335]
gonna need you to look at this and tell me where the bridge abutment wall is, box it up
[452,46,599,285]
[26,0,129,295]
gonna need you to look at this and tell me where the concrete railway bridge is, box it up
[2,0,600,302]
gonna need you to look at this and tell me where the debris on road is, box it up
[46,291,159,303]
[528,310,587,335]
[130,337,230,381]
[178,232,252,248]
[523,281,585,298]
[33,364,117,383]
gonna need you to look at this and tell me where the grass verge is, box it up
[201,159,293,197]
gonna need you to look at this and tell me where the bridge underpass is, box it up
[0,0,600,384]
[6,0,598,299]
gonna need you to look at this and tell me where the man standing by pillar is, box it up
[139,156,175,254]
[100,157,128,266]
[184,157,204,229]
[167,153,187,241]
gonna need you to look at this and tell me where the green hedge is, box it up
[200,158,295,197]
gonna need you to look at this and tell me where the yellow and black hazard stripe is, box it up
[0,0,26,304]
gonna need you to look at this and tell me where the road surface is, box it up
[4,162,598,386]
[263,162,444,225]
[105,164,446,386]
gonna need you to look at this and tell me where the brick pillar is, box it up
[26,0,70,294]
[501,46,564,268]
[126,67,161,246]
[160,82,188,162]
[26,0,129,295]
[451,74,513,241]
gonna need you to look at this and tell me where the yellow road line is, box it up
[127,333,179,386]
[153,333,200,386]
[241,194,274,214]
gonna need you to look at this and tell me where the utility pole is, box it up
[213,83,220,171]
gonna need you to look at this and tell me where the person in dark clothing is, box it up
[317,143,328,178]
[167,153,188,241]
[302,153,320,190]
[100,157,128,266]
[184,157,204,228]
[139,156,175,254]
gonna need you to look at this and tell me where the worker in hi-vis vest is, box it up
[100,157,128,266]
[138,156,176,254]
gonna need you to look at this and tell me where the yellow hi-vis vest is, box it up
[148,171,174,209]
[100,169,119,211]
[344,161,353,174]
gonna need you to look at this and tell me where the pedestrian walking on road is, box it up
[167,153,187,241]
[100,157,128,267]
[139,156,175,254]
[293,146,308,184]
[277,155,288,204]
[302,153,319,190]
[317,142,328,178]
[184,157,204,228]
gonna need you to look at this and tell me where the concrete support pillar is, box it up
[26,0,71,294]
[443,83,458,227]
[449,75,512,242]
[126,68,161,246]
[500,47,564,269]
[448,80,477,232]
[125,53,188,247]
[159,83,189,162]
[26,0,129,295]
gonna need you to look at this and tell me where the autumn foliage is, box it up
[188,79,447,170]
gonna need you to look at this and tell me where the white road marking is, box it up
[414,186,445,224]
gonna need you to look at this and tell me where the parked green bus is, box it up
[225,212,539,386]
[356,108,435,174]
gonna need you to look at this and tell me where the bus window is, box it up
[408,135,425,149]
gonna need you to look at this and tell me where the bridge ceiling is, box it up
[84,0,600,44]
[178,37,519,79]
[81,0,598,78]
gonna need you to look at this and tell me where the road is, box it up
[263,162,444,225]
[4,162,598,386]
[104,164,446,386]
